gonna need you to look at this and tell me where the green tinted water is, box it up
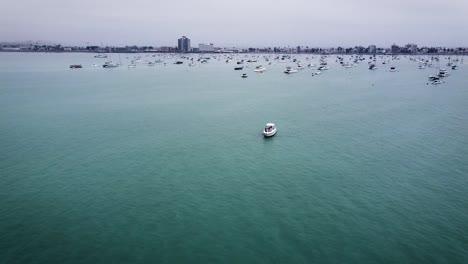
[1,53,468,263]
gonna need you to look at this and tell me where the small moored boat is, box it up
[69,64,82,69]
[254,65,266,72]
[284,66,298,74]
[103,62,118,68]
[438,69,449,77]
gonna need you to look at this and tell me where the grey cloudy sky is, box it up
[1,0,467,47]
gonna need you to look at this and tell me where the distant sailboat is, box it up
[103,46,118,68]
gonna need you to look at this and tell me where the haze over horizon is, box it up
[2,0,468,47]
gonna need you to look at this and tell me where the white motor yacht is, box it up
[284,66,298,74]
[254,65,266,72]
[263,123,277,137]
[103,61,118,68]
[438,69,449,77]
[390,67,396,72]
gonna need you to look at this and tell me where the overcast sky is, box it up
[1,0,467,47]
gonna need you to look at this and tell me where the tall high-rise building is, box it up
[178,36,191,52]
[368,45,376,54]
[405,43,418,54]
[391,44,400,54]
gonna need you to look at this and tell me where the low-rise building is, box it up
[199,43,214,52]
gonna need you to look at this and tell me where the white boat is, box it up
[368,64,378,70]
[297,64,305,70]
[128,64,136,68]
[438,69,449,77]
[94,54,107,58]
[390,66,396,72]
[312,71,321,76]
[418,65,426,69]
[431,80,442,85]
[284,66,298,74]
[317,66,329,71]
[263,123,277,137]
[103,61,118,68]
[254,65,266,72]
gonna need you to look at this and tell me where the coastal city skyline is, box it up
[1,0,467,47]
[1,36,467,55]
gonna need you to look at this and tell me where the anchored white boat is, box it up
[263,123,277,137]
[438,69,449,77]
[254,65,266,72]
[284,66,298,74]
[103,61,118,68]
[390,66,396,72]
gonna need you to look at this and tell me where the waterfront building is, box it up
[178,36,191,52]
[391,44,400,54]
[199,43,214,52]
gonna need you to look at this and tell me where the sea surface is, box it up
[1,53,467,263]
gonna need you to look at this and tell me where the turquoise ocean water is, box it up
[1,53,468,263]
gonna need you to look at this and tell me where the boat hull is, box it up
[263,129,277,137]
